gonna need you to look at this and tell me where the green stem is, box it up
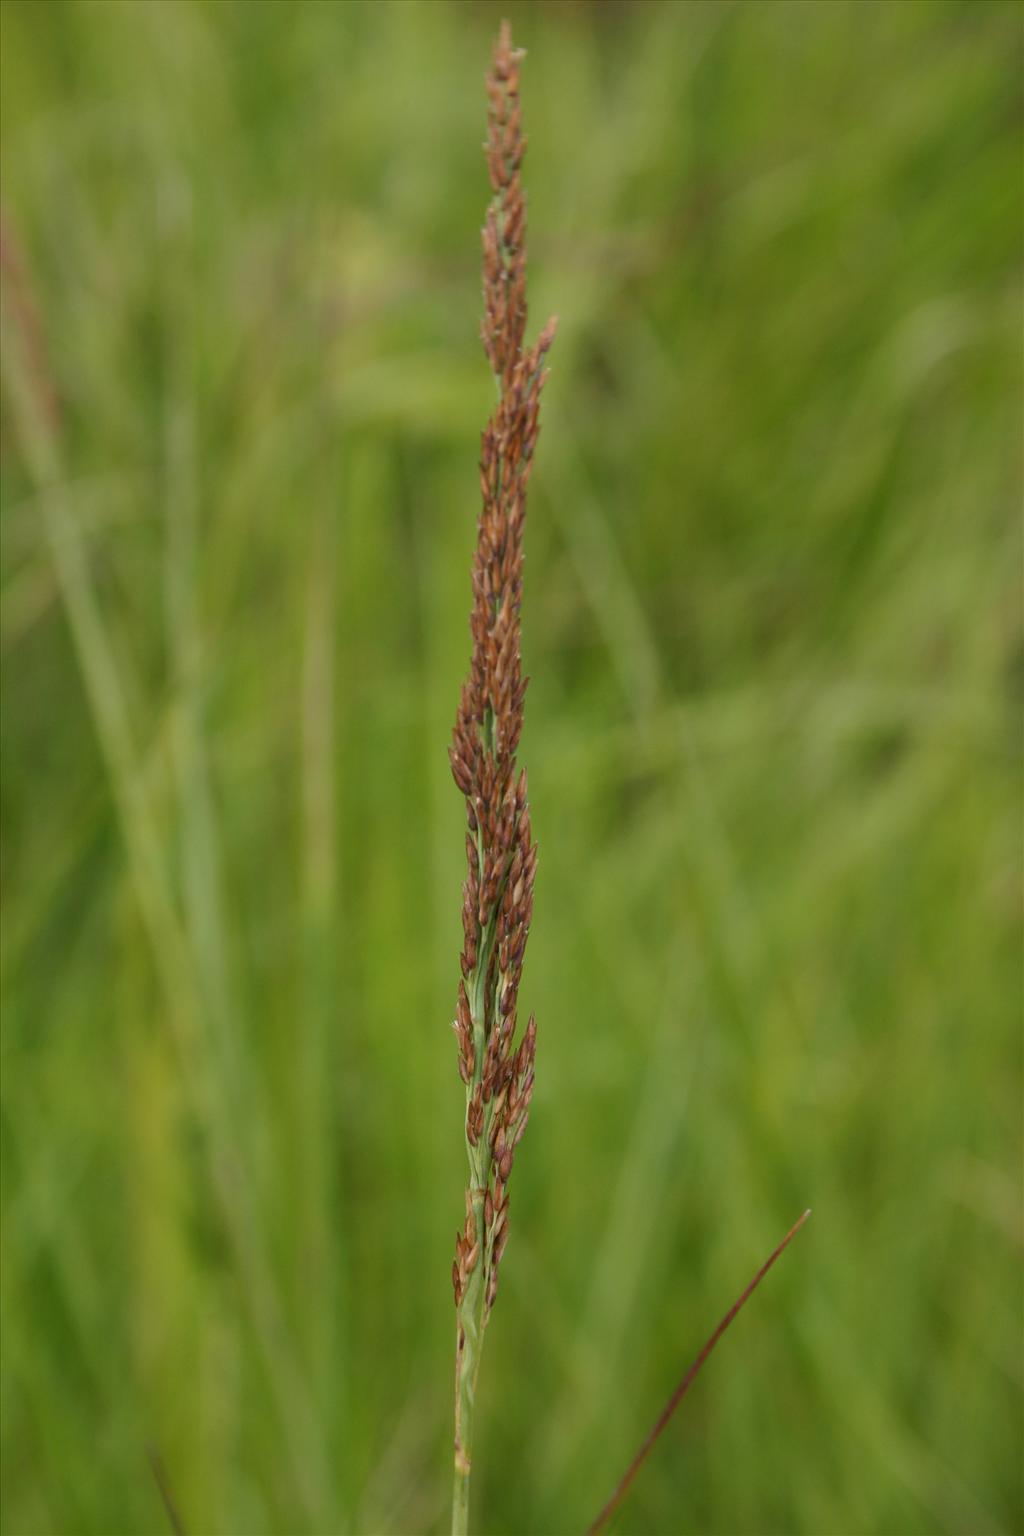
[453,791,495,1535]
[452,1180,487,1536]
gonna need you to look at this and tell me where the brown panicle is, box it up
[450,18,556,1320]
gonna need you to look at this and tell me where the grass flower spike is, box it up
[449,21,556,1534]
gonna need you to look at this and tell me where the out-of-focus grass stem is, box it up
[1,217,333,1531]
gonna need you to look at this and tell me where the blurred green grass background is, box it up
[1,2,1021,1533]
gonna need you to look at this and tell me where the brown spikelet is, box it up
[451,21,555,1329]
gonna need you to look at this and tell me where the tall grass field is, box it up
[1,3,1021,1533]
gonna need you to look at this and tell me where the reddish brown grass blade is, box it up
[146,1443,187,1536]
[585,1208,812,1536]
